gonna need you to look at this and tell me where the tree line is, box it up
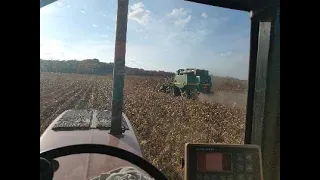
[40,59,174,77]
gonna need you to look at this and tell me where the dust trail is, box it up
[198,91,248,109]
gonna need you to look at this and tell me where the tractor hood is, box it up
[40,110,143,180]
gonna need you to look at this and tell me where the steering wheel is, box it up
[40,144,168,180]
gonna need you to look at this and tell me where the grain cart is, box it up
[193,69,212,93]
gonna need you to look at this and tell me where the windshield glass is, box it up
[40,0,250,179]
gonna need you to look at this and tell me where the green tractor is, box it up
[159,68,212,99]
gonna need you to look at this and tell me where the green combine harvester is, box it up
[159,68,212,99]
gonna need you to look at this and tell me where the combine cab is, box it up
[159,68,212,99]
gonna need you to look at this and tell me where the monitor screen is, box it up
[197,152,232,172]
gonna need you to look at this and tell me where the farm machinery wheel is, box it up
[172,86,181,96]
[190,89,199,100]
[179,89,198,100]
[158,85,171,93]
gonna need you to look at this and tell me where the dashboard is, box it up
[184,143,263,180]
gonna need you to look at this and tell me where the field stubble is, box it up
[40,72,247,179]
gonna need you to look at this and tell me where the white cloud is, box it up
[166,8,191,18]
[130,2,144,11]
[128,2,151,25]
[93,24,98,28]
[201,12,208,18]
[174,15,191,26]
[166,8,192,27]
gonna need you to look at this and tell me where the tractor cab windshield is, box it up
[40,0,279,180]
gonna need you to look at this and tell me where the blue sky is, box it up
[40,0,250,79]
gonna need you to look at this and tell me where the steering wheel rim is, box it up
[40,144,168,180]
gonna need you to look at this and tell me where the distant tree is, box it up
[40,59,174,77]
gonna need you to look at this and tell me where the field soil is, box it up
[199,91,247,108]
[40,72,248,179]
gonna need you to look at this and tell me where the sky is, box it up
[40,0,251,80]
